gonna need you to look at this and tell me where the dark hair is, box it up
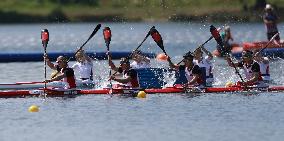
[120,57,130,64]
[242,50,253,58]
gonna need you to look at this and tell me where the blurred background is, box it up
[0,0,283,23]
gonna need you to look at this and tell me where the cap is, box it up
[265,4,273,10]
[225,25,230,31]
[56,56,68,63]
[183,51,194,59]
[120,57,130,64]
[242,50,253,58]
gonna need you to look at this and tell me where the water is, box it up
[0,22,284,141]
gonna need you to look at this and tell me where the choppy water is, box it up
[0,22,284,141]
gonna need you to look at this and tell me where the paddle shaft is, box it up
[74,24,101,55]
[44,44,47,90]
[257,32,279,55]
[177,36,214,65]
[128,26,155,59]
[227,55,245,83]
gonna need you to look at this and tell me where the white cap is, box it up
[225,25,230,31]
[265,4,272,10]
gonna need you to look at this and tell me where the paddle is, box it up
[150,27,168,56]
[103,27,112,93]
[176,27,221,65]
[210,25,245,84]
[128,26,155,58]
[109,26,155,77]
[41,29,49,98]
[255,32,280,55]
[74,24,101,55]
[51,24,101,79]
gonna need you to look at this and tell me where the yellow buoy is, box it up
[137,91,147,98]
[225,81,234,87]
[28,105,39,112]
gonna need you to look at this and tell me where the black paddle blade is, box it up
[150,28,166,54]
[103,27,112,50]
[41,29,49,46]
[210,25,227,55]
[210,25,223,47]
[86,24,101,43]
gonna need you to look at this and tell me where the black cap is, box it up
[183,51,194,58]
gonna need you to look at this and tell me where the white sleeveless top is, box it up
[257,58,270,82]
[72,60,93,80]
[193,56,214,86]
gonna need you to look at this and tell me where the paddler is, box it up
[253,50,270,83]
[44,55,76,89]
[72,49,93,81]
[222,25,234,51]
[167,51,204,89]
[108,55,140,89]
[225,50,267,88]
[130,50,151,69]
[263,4,280,42]
[193,45,214,87]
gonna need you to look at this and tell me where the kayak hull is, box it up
[0,86,284,98]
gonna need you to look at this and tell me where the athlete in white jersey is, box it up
[193,45,214,87]
[130,50,151,69]
[253,51,270,83]
[72,49,93,80]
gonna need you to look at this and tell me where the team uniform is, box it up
[237,61,267,88]
[116,67,140,88]
[55,65,76,89]
[178,65,204,88]
[193,56,214,87]
[256,58,270,83]
[263,12,280,41]
[72,60,93,80]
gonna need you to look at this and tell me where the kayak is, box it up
[0,81,95,90]
[0,85,284,98]
[212,41,284,59]
[243,41,284,50]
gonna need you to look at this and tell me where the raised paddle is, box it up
[103,27,113,94]
[176,27,221,65]
[74,24,101,55]
[41,29,49,98]
[210,25,245,84]
[109,26,155,77]
[150,27,168,56]
[128,26,155,59]
[51,25,101,79]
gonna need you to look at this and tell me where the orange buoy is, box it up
[156,53,168,61]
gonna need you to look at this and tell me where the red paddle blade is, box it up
[103,27,111,45]
[150,28,165,53]
[210,25,227,54]
[41,29,49,46]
